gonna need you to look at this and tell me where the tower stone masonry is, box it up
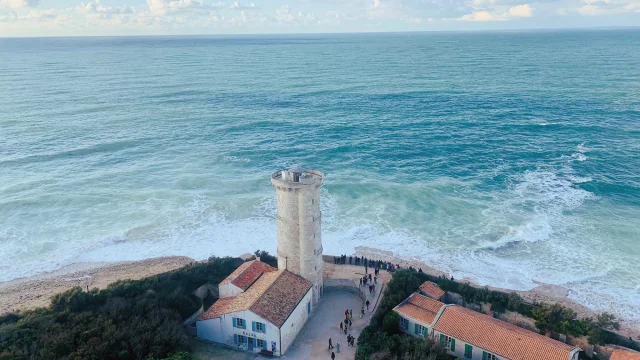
[271,167,324,304]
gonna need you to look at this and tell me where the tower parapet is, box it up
[271,167,324,304]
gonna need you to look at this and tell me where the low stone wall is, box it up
[324,278,366,301]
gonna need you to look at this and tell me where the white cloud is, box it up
[0,0,38,8]
[457,3,532,21]
[577,0,640,14]
[275,5,316,23]
[458,10,500,20]
[508,3,533,16]
[230,1,254,9]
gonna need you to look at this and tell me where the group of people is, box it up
[332,255,399,272]
[359,272,378,294]
[328,309,359,359]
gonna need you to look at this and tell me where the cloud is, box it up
[0,0,39,8]
[458,10,500,20]
[275,5,316,23]
[457,3,532,20]
[577,0,640,14]
[508,3,533,16]
[79,1,134,16]
[230,1,255,9]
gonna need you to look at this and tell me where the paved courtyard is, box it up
[283,290,365,360]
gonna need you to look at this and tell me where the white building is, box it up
[196,260,313,356]
[394,293,581,360]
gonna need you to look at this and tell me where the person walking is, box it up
[348,319,352,329]
[340,322,343,331]
[359,278,362,287]
[349,309,353,318]
[366,300,370,310]
[361,307,365,318]
[329,338,333,349]
[336,342,340,353]
[374,275,377,283]
[331,351,335,360]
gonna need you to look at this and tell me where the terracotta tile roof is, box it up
[611,349,640,360]
[250,270,312,327]
[434,306,577,360]
[419,281,446,300]
[198,269,312,328]
[219,260,277,290]
[394,293,445,325]
[199,271,280,321]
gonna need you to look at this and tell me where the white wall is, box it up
[395,312,431,338]
[196,310,281,355]
[218,283,242,298]
[196,317,224,343]
[280,287,314,354]
[432,330,504,360]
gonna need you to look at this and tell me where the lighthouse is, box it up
[271,167,324,304]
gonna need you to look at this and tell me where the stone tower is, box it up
[271,167,324,304]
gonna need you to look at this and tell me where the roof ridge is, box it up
[248,270,285,311]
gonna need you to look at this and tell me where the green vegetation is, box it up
[356,269,451,360]
[435,275,637,350]
[358,268,638,359]
[0,251,277,360]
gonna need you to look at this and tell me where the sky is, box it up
[0,0,639,37]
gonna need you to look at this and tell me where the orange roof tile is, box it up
[611,349,640,360]
[394,293,445,325]
[198,269,312,328]
[199,271,281,321]
[419,281,446,300]
[434,306,577,360]
[219,260,277,291]
[250,270,312,327]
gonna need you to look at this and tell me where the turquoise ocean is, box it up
[0,30,639,324]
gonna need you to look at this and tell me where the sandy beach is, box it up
[1,250,638,341]
[0,256,194,315]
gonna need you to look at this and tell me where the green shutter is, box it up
[465,344,473,358]
[252,321,256,332]
[234,334,238,343]
[241,319,246,329]
[232,317,237,328]
[482,351,488,360]
[440,334,445,345]
[263,339,267,350]
[450,338,455,351]
[423,327,428,336]
[415,323,419,334]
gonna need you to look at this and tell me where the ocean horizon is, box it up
[1,29,639,325]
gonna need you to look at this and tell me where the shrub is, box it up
[0,254,276,360]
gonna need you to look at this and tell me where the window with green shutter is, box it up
[482,351,498,360]
[464,344,473,358]
[415,323,420,335]
[440,334,445,345]
[450,338,455,351]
